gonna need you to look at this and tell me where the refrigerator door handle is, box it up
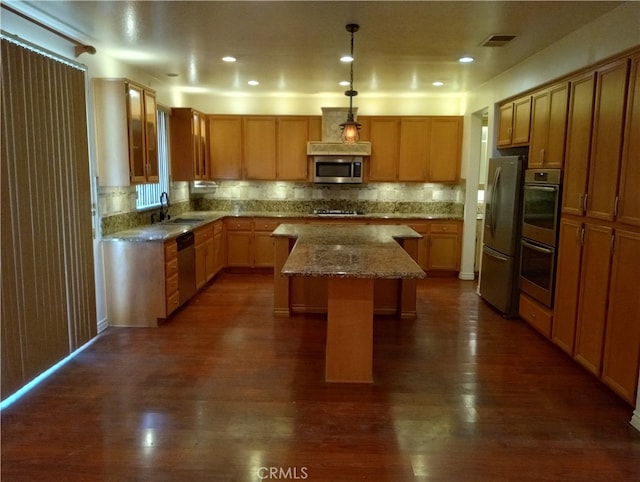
[483,246,509,262]
[491,166,501,235]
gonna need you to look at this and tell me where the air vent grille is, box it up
[480,34,517,47]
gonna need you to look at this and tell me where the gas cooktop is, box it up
[312,209,363,216]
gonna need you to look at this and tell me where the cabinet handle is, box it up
[611,233,615,254]
[614,196,619,218]
[540,148,545,164]
[582,193,588,214]
[575,225,585,246]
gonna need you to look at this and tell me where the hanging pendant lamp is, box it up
[340,23,361,144]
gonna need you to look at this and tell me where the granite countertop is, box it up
[272,224,426,279]
[103,210,462,242]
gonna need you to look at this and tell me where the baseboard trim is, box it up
[631,411,640,432]
[97,317,109,333]
[458,271,475,281]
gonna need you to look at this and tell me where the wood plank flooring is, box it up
[2,273,639,481]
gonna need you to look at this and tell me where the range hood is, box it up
[307,107,371,156]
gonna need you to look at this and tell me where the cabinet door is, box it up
[226,231,252,267]
[545,83,569,168]
[428,117,462,182]
[527,90,550,168]
[511,96,532,145]
[194,113,208,180]
[212,228,225,275]
[497,103,514,147]
[618,54,640,227]
[277,117,309,180]
[601,230,640,404]
[427,222,460,272]
[204,237,215,281]
[143,90,159,182]
[195,241,207,290]
[126,84,147,183]
[244,117,276,179]
[253,231,275,267]
[586,59,630,222]
[209,116,243,179]
[367,117,399,181]
[551,217,584,355]
[562,72,596,216]
[574,223,613,376]
[398,118,428,181]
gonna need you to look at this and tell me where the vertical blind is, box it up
[1,37,97,400]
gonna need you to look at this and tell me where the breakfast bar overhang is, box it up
[272,224,425,383]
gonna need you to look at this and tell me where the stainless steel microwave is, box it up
[313,156,363,184]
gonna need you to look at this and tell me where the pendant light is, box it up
[340,23,361,144]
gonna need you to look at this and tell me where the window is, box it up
[136,108,170,209]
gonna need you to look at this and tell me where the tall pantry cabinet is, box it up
[553,53,640,405]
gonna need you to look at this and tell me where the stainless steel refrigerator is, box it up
[479,156,525,318]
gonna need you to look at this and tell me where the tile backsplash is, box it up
[100,180,465,235]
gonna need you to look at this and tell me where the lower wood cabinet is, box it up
[426,221,461,273]
[194,222,223,289]
[552,216,640,405]
[225,218,285,268]
[519,292,553,338]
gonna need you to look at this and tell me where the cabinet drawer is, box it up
[164,240,177,259]
[253,219,281,231]
[519,293,553,338]
[165,257,178,277]
[226,219,253,231]
[166,289,180,315]
[429,222,460,233]
[194,224,214,243]
[213,220,223,235]
[166,272,179,296]
[407,223,428,233]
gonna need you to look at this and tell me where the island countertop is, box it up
[272,224,425,279]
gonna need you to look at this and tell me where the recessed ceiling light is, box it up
[432,81,444,87]
[248,80,259,86]
[459,56,475,63]
[339,80,350,86]
[222,56,237,62]
[340,55,354,63]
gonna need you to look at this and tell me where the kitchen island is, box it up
[272,224,425,383]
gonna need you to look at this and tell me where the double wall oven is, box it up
[519,169,562,307]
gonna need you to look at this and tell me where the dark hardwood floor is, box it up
[2,273,639,481]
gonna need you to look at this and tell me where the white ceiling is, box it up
[11,1,625,97]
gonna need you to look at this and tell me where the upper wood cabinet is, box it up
[527,83,569,168]
[360,116,463,183]
[93,78,159,186]
[562,59,630,221]
[497,95,531,147]
[244,116,277,180]
[208,116,243,180]
[208,115,318,181]
[170,108,208,181]
[277,116,316,181]
[617,54,640,227]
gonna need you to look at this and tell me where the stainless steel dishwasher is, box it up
[176,231,196,306]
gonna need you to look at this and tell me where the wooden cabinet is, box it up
[497,95,531,147]
[244,116,277,179]
[519,292,553,338]
[552,217,584,355]
[361,116,462,182]
[562,59,630,220]
[209,116,243,179]
[407,222,428,269]
[601,229,640,404]
[277,116,313,180]
[617,54,640,227]
[253,219,281,267]
[93,78,158,185]
[194,224,215,289]
[426,221,461,273]
[586,59,630,222]
[225,219,253,267]
[170,108,208,181]
[212,220,225,276]
[528,83,569,168]
[428,117,463,182]
[164,240,180,316]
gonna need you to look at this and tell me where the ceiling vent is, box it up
[480,34,517,47]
